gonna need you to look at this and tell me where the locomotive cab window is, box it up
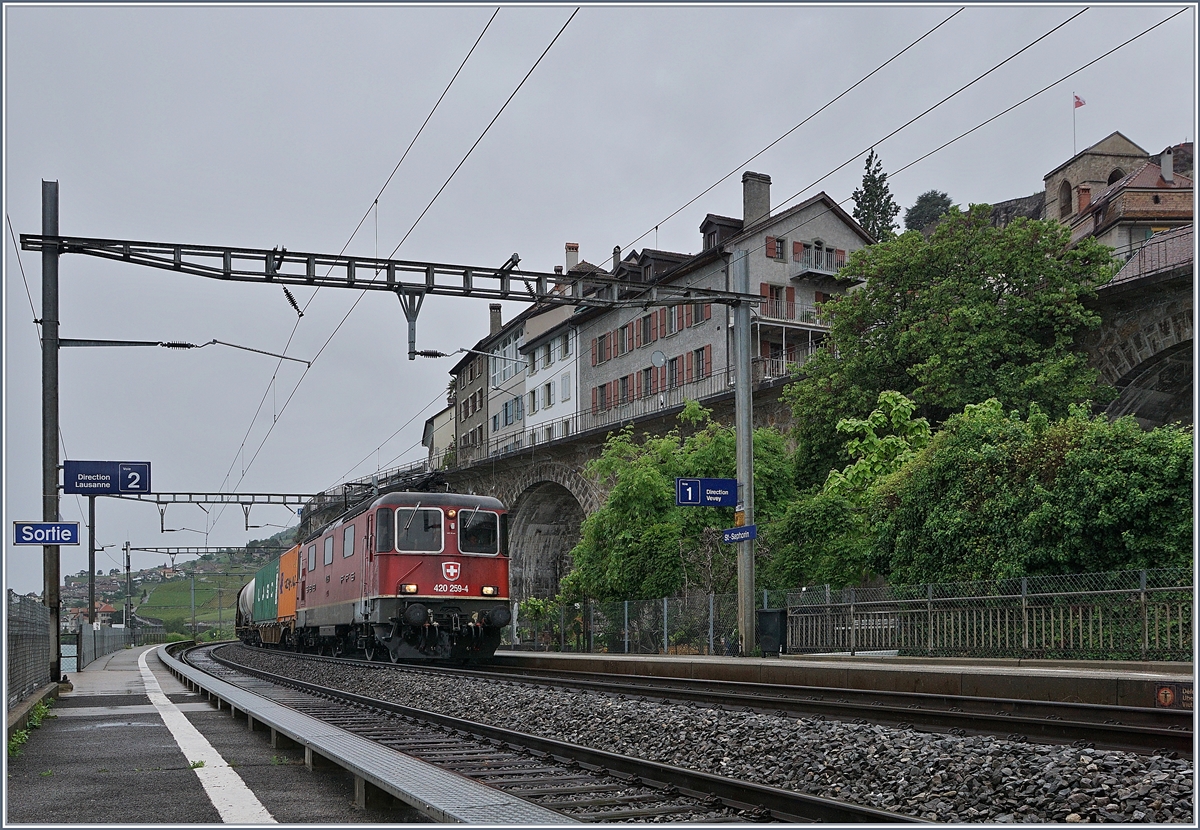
[395,507,443,552]
[375,508,393,552]
[323,535,334,565]
[459,509,501,555]
[343,525,355,558]
[307,545,316,572]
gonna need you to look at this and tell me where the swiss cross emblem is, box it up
[441,562,461,581]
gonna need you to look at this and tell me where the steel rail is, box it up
[202,645,919,823]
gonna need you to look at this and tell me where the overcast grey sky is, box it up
[4,3,1196,595]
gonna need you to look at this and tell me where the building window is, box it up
[693,347,708,379]
[774,236,786,261]
[619,375,630,403]
[597,384,608,410]
[705,230,717,249]
[691,301,706,325]
[597,332,611,363]
[528,353,537,375]
[642,367,654,397]
[1058,180,1072,219]
[640,314,653,345]
[666,305,680,335]
[493,414,499,432]
[561,373,571,401]
[560,332,571,357]
[543,381,554,408]
[668,356,682,388]
[617,325,630,355]
[528,390,538,415]
[543,342,553,367]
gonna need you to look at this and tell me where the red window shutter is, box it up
[836,249,846,268]
[704,344,712,377]
[704,303,711,321]
[760,282,770,313]
[676,305,685,331]
[650,313,658,340]
[635,321,643,349]
[610,380,618,407]
[685,304,693,328]
[591,387,598,414]
[785,286,795,319]
[659,307,667,334]
[793,240,802,261]
[650,368,657,394]
[761,340,771,358]
[686,352,694,383]
[766,236,776,258]
[591,338,597,366]
[606,332,613,361]
[659,365,666,390]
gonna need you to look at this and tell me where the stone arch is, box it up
[1107,168,1125,185]
[1104,339,1192,429]
[1058,179,1073,218]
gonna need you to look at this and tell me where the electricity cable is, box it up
[602,7,966,271]
[6,212,39,326]
[211,8,502,519]
[215,9,578,518]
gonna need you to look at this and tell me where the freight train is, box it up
[235,491,512,661]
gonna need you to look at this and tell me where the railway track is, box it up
[278,651,1191,758]
[187,645,918,823]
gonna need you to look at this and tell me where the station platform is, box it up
[4,644,427,824]
[492,650,1195,710]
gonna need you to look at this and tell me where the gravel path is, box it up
[225,647,1194,823]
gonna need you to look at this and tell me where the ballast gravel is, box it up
[226,647,1194,823]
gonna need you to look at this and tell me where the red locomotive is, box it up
[236,491,512,660]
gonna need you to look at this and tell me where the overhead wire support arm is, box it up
[19,234,763,309]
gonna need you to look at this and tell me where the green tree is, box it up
[903,189,953,231]
[851,149,900,241]
[784,205,1115,487]
[562,402,795,601]
[874,400,1193,582]
[767,392,930,589]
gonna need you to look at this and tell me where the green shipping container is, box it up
[252,557,280,623]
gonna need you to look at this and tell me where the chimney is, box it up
[1161,147,1174,183]
[489,303,502,335]
[1077,184,1091,212]
[554,265,563,275]
[565,242,579,273]
[613,246,622,269]
[742,171,771,227]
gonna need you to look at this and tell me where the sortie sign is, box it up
[13,522,81,546]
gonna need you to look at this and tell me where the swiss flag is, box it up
[441,562,461,581]
[1073,94,1086,109]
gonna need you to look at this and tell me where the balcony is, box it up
[758,298,828,327]
[791,247,845,278]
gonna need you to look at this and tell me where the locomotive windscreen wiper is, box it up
[403,503,421,532]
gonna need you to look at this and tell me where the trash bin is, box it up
[756,608,787,656]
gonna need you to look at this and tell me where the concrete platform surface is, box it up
[492,650,1196,709]
[5,645,428,824]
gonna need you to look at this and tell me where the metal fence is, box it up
[73,623,168,671]
[501,569,1192,662]
[6,591,52,711]
[786,569,1193,661]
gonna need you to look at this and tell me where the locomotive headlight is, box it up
[481,585,499,596]
[400,583,419,594]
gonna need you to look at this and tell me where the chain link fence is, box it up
[502,569,1192,662]
[7,591,52,711]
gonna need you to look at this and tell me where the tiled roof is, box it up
[1090,160,1193,206]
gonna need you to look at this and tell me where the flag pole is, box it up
[1072,91,1077,155]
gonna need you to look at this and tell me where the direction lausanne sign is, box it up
[675,477,738,507]
[63,460,152,495]
[13,522,81,546]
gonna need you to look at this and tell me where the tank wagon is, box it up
[236,491,512,660]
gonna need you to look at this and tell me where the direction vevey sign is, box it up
[13,522,81,546]
[722,524,757,544]
[63,460,152,495]
[675,477,737,507]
